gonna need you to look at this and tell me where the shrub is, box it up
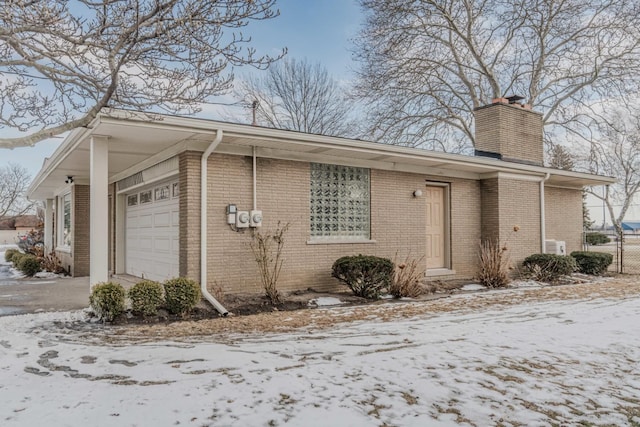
[128,280,164,316]
[163,277,201,315]
[477,239,511,288]
[11,251,26,265]
[389,254,425,298]
[39,249,67,275]
[4,248,19,263]
[570,251,613,275]
[522,254,576,283]
[585,232,610,246]
[331,255,394,299]
[89,282,126,322]
[17,254,41,277]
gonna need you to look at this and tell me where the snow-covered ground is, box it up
[1,291,639,426]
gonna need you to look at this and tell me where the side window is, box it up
[310,163,370,240]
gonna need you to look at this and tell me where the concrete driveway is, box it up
[0,245,91,315]
[0,275,90,316]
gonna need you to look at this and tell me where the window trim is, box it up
[56,191,72,252]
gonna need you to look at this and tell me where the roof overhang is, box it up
[27,109,616,200]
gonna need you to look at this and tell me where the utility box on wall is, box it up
[545,240,566,255]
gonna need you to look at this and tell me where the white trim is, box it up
[115,193,126,275]
[44,198,54,250]
[57,191,72,251]
[479,171,546,182]
[116,171,179,195]
[424,182,452,270]
[109,143,187,184]
[306,239,377,245]
[426,268,456,277]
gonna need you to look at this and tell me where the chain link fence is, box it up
[582,231,640,274]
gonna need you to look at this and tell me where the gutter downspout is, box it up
[252,146,257,211]
[201,129,229,316]
[540,173,551,253]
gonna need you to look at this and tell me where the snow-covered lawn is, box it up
[1,285,640,426]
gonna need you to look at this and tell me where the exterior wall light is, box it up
[413,189,423,197]
[65,176,74,184]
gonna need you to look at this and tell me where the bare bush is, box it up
[37,247,67,275]
[477,239,511,288]
[250,222,290,305]
[389,254,425,298]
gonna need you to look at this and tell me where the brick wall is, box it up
[179,151,202,280]
[475,103,544,165]
[545,186,583,253]
[481,177,541,264]
[200,153,482,295]
[73,184,90,277]
[56,185,91,277]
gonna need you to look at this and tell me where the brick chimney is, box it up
[474,97,543,166]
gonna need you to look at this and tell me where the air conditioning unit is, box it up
[545,240,566,255]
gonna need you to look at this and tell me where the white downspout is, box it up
[540,173,551,253]
[252,146,257,211]
[201,129,229,316]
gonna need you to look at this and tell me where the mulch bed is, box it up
[84,274,640,344]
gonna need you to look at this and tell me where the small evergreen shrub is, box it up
[523,254,576,283]
[11,251,26,265]
[331,255,394,299]
[163,278,201,315]
[585,232,610,246]
[89,282,126,322]
[4,248,19,262]
[570,251,613,275]
[17,254,41,277]
[128,280,164,316]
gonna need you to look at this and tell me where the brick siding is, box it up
[475,103,544,165]
[197,153,482,295]
[179,151,202,281]
[545,186,583,253]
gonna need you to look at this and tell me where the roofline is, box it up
[97,109,615,184]
[27,109,616,199]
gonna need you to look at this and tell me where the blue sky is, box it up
[2,0,362,178]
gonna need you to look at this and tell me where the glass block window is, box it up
[310,163,370,239]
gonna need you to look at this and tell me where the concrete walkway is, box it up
[0,276,91,316]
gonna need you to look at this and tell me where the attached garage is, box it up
[125,179,180,282]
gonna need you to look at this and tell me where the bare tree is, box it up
[0,0,284,148]
[584,107,640,237]
[353,0,640,151]
[0,163,34,218]
[234,58,360,137]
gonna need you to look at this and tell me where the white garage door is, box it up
[125,180,180,282]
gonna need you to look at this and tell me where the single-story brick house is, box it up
[27,100,614,313]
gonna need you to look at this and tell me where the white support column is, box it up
[90,135,110,287]
[44,198,54,250]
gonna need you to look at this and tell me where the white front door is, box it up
[125,180,179,281]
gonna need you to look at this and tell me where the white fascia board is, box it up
[215,144,481,180]
[26,121,97,199]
